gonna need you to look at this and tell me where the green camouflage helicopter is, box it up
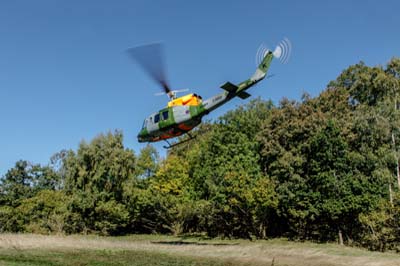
[128,39,291,148]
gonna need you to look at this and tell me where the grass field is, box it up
[0,234,399,266]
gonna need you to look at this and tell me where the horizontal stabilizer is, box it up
[237,91,251,99]
[220,81,238,92]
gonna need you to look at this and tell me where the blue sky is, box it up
[1,0,399,175]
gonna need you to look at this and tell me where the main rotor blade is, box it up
[127,43,171,94]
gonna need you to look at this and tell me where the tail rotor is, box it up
[256,38,292,65]
[273,38,292,64]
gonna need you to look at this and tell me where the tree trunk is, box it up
[259,223,267,239]
[393,98,400,189]
[338,229,344,246]
[397,159,400,189]
[391,132,397,204]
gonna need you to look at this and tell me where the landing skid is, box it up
[163,133,195,149]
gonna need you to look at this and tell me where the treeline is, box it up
[1,58,400,251]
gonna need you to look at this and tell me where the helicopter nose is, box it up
[137,133,145,142]
[137,131,148,142]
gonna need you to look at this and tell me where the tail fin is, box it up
[251,50,273,82]
[219,38,291,100]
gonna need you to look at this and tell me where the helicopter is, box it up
[128,39,291,149]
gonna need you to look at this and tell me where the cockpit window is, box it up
[154,114,160,123]
[162,110,169,120]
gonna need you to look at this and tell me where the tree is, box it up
[61,130,135,234]
[63,130,136,200]
[0,160,35,206]
[16,190,68,234]
[136,144,160,178]
[0,160,60,206]
[257,85,388,242]
[184,99,275,238]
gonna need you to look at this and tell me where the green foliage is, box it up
[17,190,68,234]
[257,59,398,243]
[63,131,136,200]
[0,161,60,207]
[359,196,400,252]
[0,205,23,232]
[183,99,276,239]
[136,144,160,178]
[56,130,136,235]
[1,59,400,251]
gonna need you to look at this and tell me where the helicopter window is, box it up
[154,114,160,123]
[162,110,169,120]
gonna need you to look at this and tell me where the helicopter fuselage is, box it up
[137,94,205,142]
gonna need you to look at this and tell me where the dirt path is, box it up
[0,234,399,266]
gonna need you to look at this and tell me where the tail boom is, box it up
[202,51,274,114]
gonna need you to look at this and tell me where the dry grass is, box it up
[0,233,399,266]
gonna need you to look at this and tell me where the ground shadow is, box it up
[151,240,239,246]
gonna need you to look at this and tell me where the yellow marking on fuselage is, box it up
[167,93,202,107]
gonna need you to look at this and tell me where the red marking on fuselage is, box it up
[178,123,194,131]
[148,123,196,142]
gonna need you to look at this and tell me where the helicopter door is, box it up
[146,113,159,133]
[172,105,190,123]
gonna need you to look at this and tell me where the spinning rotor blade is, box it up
[154,88,189,97]
[273,38,292,64]
[127,43,171,94]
